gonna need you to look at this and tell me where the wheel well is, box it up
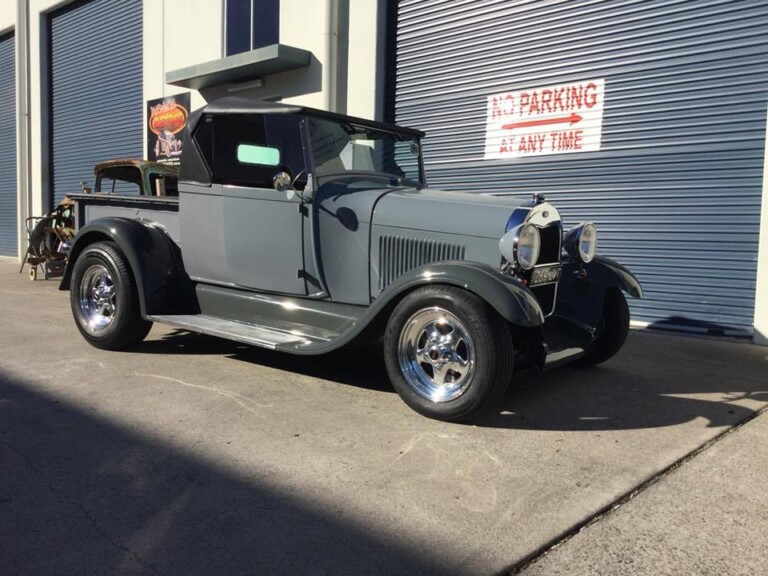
[350,294,401,346]
[60,231,112,289]
[63,235,148,315]
[606,285,623,300]
[360,281,516,345]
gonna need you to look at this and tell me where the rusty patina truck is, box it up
[87,159,179,197]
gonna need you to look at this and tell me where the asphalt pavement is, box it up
[1,258,766,575]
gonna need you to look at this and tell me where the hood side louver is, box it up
[378,235,466,291]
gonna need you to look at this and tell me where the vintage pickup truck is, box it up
[61,97,642,422]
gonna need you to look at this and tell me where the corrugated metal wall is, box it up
[390,0,768,334]
[0,32,17,258]
[49,0,143,205]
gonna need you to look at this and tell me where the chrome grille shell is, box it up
[504,202,563,317]
[529,222,563,317]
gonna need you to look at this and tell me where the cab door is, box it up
[223,183,305,294]
[198,113,308,295]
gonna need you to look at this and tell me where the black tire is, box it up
[70,241,152,350]
[384,286,514,422]
[576,288,630,367]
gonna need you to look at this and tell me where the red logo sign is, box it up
[148,98,188,135]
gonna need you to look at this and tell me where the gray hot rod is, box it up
[61,97,642,422]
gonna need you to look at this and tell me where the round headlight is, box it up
[578,222,597,263]
[564,222,598,263]
[499,223,541,271]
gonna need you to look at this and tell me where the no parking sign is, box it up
[484,79,605,159]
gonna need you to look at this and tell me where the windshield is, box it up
[306,117,423,186]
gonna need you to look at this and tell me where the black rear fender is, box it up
[60,218,189,317]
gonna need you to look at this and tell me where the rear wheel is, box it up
[70,241,152,350]
[384,286,513,422]
[577,288,630,367]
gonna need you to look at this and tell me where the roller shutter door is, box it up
[49,0,143,205]
[0,32,16,258]
[391,0,768,335]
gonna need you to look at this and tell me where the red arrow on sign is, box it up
[502,113,583,130]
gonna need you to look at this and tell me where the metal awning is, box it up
[166,44,311,90]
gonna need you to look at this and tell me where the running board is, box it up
[540,316,590,370]
[542,346,585,370]
[147,314,318,350]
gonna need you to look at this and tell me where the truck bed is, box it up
[68,193,180,243]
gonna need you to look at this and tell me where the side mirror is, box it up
[273,171,293,193]
[274,171,313,203]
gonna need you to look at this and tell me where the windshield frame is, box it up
[302,115,426,189]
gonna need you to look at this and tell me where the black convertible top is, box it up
[200,96,426,138]
[180,96,426,186]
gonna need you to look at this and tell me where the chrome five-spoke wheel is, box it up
[398,307,476,402]
[70,241,152,350]
[384,286,514,422]
[78,264,117,335]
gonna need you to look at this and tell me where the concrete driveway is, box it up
[1,259,766,575]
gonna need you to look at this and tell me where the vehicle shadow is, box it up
[479,329,768,430]
[134,329,768,433]
[133,329,394,393]
[0,370,441,576]
[477,364,768,431]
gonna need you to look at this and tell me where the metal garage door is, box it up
[49,0,143,204]
[390,0,768,335]
[0,32,17,258]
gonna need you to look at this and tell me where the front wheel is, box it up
[384,286,514,422]
[70,241,152,350]
[576,288,630,367]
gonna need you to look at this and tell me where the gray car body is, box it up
[61,97,642,366]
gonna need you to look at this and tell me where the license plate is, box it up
[530,265,561,286]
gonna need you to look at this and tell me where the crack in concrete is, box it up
[135,372,274,416]
[504,404,768,576]
[0,434,159,575]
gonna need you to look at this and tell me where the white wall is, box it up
[0,3,15,34]
[198,0,380,120]
[21,0,222,225]
[346,0,379,120]
[754,105,768,345]
[143,0,223,121]
[198,0,331,109]
[11,0,381,262]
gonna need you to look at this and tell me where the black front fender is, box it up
[554,255,643,329]
[60,218,187,316]
[374,261,545,327]
[591,255,643,298]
